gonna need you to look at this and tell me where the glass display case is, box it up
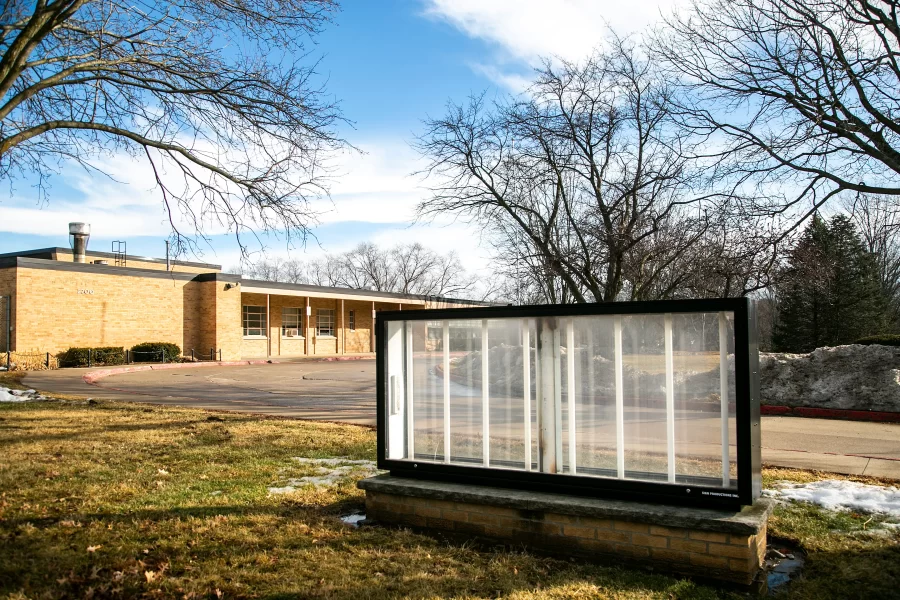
[376,299,761,509]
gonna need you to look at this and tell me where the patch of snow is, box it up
[268,457,380,494]
[766,480,900,517]
[0,385,47,402]
[340,513,366,526]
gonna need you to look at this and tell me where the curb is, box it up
[82,360,275,384]
[291,355,375,363]
[761,405,900,423]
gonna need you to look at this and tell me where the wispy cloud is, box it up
[423,0,687,88]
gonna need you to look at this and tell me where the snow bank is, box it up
[0,386,47,403]
[761,345,900,411]
[268,457,379,494]
[766,479,900,517]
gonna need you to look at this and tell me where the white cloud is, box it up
[310,140,428,225]
[1,137,431,237]
[423,0,688,88]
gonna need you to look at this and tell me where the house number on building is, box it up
[77,289,94,295]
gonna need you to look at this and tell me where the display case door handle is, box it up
[390,375,399,415]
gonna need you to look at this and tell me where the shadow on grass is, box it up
[1,498,731,600]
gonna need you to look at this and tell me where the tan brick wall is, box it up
[0,266,15,351]
[214,283,242,361]
[366,492,766,586]
[343,300,373,353]
[15,267,192,354]
[234,294,425,357]
[51,250,218,273]
[8,265,444,361]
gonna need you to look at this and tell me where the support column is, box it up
[614,317,625,479]
[305,297,310,356]
[719,312,730,487]
[442,320,450,463]
[664,313,676,484]
[405,322,415,459]
[370,301,376,353]
[566,319,576,474]
[537,317,558,474]
[341,299,346,355]
[266,294,271,359]
[522,320,532,472]
[482,319,490,468]
[335,298,340,354]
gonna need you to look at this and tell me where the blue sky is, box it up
[0,0,682,274]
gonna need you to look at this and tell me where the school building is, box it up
[0,227,486,361]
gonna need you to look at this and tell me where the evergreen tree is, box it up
[774,215,889,352]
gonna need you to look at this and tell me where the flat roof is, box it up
[0,255,491,306]
[0,247,222,270]
[240,278,492,306]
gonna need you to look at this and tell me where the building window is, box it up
[317,308,335,337]
[282,307,303,337]
[349,310,356,331]
[242,305,266,337]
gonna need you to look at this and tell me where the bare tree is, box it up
[655,0,900,236]
[844,193,900,327]
[280,258,308,284]
[341,243,397,291]
[417,38,761,303]
[230,242,479,298]
[1,0,345,256]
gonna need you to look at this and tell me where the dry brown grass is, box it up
[0,398,897,599]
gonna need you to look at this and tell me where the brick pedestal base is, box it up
[359,475,772,587]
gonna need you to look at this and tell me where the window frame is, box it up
[242,305,267,338]
[317,308,335,337]
[349,309,356,331]
[281,307,304,339]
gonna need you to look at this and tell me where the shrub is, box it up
[130,342,182,362]
[57,347,126,368]
[854,334,900,347]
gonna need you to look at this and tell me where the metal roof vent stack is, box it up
[68,222,91,263]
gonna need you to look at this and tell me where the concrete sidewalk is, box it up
[23,363,900,478]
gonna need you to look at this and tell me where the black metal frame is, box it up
[376,298,761,510]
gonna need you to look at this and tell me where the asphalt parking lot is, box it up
[28,361,378,425]
[24,360,900,477]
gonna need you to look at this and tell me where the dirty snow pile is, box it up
[268,457,379,494]
[766,480,900,518]
[0,386,47,403]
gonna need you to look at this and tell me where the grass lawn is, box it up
[1,376,898,599]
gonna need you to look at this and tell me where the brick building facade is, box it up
[0,247,484,361]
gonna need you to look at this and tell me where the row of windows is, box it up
[242,306,357,338]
